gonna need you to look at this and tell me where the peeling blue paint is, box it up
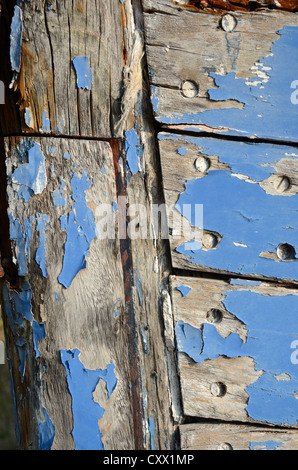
[58,171,96,288]
[140,328,149,354]
[177,285,192,297]
[53,179,66,208]
[3,280,33,382]
[32,321,46,358]
[35,214,50,278]
[60,349,117,450]
[230,279,262,286]
[154,26,298,142]
[11,143,47,198]
[24,108,33,128]
[9,214,33,276]
[41,110,51,133]
[125,128,143,175]
[176,167,298,280]
[39,408,55,450]
[10,5,22,73]
[148,417,156,450]
[250,441,283,450]
[176,290,298,426]
[73,56,92,90]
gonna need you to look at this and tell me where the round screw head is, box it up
[277,243,296,261]
[274,175,290,193]
[195,156,210,173]
[220,13,237,32]
[207,308,223,324]
[203,233,219,250]
[217,443,233,450]
[211,382,227,397]
[181,80,199,98]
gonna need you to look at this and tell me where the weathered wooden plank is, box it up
[0,0,125,138]
[158,132,298,282]
[143,1,298,141]
[171,275,298,427]
[1,136,134,450]
[179,422,298,450]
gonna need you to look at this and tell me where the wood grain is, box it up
[180,422,298,450]
[171,275,298,427]
[143,1,298,141]
[1,136,134,450]
[158,132,298,282]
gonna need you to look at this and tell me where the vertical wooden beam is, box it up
[0,0,174,450]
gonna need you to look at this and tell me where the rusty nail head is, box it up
[203,233,218,250]
[207,308,223,324]
[277,243,296,261]
[217,443,233,450]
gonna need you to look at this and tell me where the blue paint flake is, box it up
[60,349,117,450]
[125,128,143,175]
[176,167,298,280]
[3,280,33,382]
[39,408,55,450]
[177,285,192,297]
[11,143,47,197]
[148,417,156,450]
[140,328,149,354]
[73,56,92,90]
[10,6,22,73]
[32,321,46,358]
[9,214,33,276]
[135,269,142,305]
[35,214,50,278]
[42,110,51,133]
[58,171,96,288]
[53,180,66,208]
[24,108,33,128]
[250,441,283,451]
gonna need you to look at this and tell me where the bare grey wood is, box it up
[180,422,298,450]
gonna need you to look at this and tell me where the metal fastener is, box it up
[203,233,218,250]
[274,175,290,193]
[195,156,210,173]
[211,382,227,397]
[277,243,296,261]
[207,309,223,324]
[220,14,237,32]
[181,80,199,98]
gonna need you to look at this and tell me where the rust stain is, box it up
[181,0,298,12]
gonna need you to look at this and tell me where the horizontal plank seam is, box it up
[172,267,298,289]
[158,125,298,149]
[181,415,298,432]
